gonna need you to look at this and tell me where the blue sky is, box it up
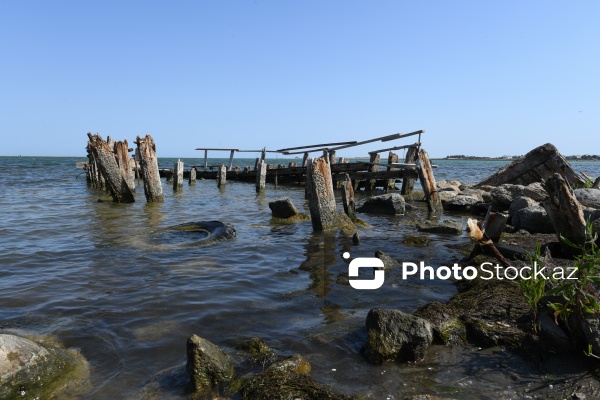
[1,1,598,158]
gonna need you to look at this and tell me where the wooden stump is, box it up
[401,146,418,195]
[368,153,380,191]
[173,159,184,191]
[417,149,440,212]
[189,167,196,185]
[256,160,266,193]
[341,173,356,221]
[85,136,104,190]
[114,139,135,192]
[135,134,164,202]
[87,133,135,203]
[386,151,399,191]
[302,152,309,167]
[542,173,587,256]
[217,164,227,187]
[306,156,338,231]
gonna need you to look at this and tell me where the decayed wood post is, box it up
[114,139,135,192]
[542,173,587,256]
[302,152,309,167]
[386,151,399,191]
[306,156,338,231]
[217,164,227,187]
[135,134,164,202]
[189,167,196,185]
[341,173,356,221]
[401,145,418,195]
[256,159,267,193]
[85,137,102,189]
[329,150,337,165]
[87,133,135,203]
[417,149,441,212]
[173,159,184,191]
[368,153,380,191]
[338,157,349,164]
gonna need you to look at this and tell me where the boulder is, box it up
[357,193,405,215]
[267,354,311,375]
[574,188,600,209]
[490,184,526,205]
[460,188,486,201]
[512,206,554,234]
[508,196,539,218]
[436,181,460,192]
[523,182,548,201]
[438,191,458,202]
[0,333,89,399]
[416,220,463,235]
[442,195,482,212]
[362,309,433,364]
[186,335,234,393]
[268,197,299,218]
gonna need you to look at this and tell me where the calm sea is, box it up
[0,156,598,399]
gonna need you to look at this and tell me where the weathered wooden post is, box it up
[302,152,309,167]
[417,149,441,212]
[189,167,196,185]
[341,173,356,221]
[114,139,135,192]
[135,134,164,202]
[306,156,338,231]
[543,173,587,256]
[338,157,349,164]
[217,164,227,187]
[329,150,337,165]
[87,133,135,203]
[401,145,418,195]
[368,152,380,191]
[85,137,104,189]
[173,159,184,191]
[256,159,266,193]
[386,151,399,191]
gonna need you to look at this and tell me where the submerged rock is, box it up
[269,197,300,218]
[357,193,405,215]
[362,308,433,364]
[416,220,463,235]
[375,250,398,269]
[186,335,234,393]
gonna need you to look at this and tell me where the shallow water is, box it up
[0,156,598,398]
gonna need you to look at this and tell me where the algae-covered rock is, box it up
[0,333,89,399]
[357,193,405,215]
[269,197,300,218]
[186,334,234,393]
[375,250,398,270]
[416,220,463,235]
[234,337,275,365]
[267,353,311,375]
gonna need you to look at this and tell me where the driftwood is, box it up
[475,143,585,188]
[306,156,337,231]
[135,134,164,202]
[542,173,587,256]
[417,149,441,212]
[87,133,135,203]
[482,207,508,243]
[466,218,511,266]
[341,173,356,221]
[401,145,418,195]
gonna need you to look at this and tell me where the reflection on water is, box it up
[0,156,598,399]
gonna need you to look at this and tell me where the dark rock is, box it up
[268,197,299,218]
[512,206,554,234]
[186,334,234,392]
[490,184,526,205]
[438,191,458,202]
[523,182,548,201]
[352,232,360,245]
[574,188,600,209]
[362,308,433,364]
[403,234,430,247]
[460,188,486,201]
[375,250,397,269]
[416,220,463,235]
[267,354,311,375]
[357,193,405,215]
[234,337,275,365]
[508,196,539,218]
[413,302,465,345]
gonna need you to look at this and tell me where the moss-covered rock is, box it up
[186,335,234,393]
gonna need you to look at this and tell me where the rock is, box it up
[375,250,397,269]
[403,234,430,247]
[583,208,600,222]
[442,195,482,212]
[267,354,311,375]
[186,335,234,393]
[512,206,554,234]
[363,308,433,363]
[460,188,486,201]
[0,333,89,399]
[416,220,463,235]
[437,181,460,192]
[438,191,458,202]
[574,188,600,209]
[403,190,425,202]
[413,301,466,346]
[508,196,539,218]
[234,337,275,365]
[268,197,299,218]
[523,182,548,201]
[352,232,360,245]
[357,193,405,215]
[490,184,526,205]
[580,315,600,355]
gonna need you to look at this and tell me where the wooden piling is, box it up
[306,156,338,231]
[368,153,380,191]
[256,159,267,193]
[135,134,164,202]
[302,152,309,167]
[114,139,135,192]
[173,159,184,191]
[329,150,337,165]
[401,145,418,195]
[386,151,399,191]
[85,137,105,190]
[341,173,356,221]
[417,149,441,212]
[87,133,135,203]
[189,167,196,185]
[217,164,227,187]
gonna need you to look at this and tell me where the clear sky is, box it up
[1,1,598,158]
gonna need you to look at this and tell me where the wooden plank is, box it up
[368,142,421,155]
[277,141,357,152]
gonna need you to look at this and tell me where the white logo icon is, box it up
[344,252,385,290]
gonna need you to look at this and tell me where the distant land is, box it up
[439,154,600,161]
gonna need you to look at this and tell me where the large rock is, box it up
[416,220,463,235]
[490,184,526,205]
[0,333,89,399]
[357,193,405,215]
[523,182,548,201]
[574,188,600,209]
[363,309,433,364]
[512,206,554,233]
[508,196,539,218]
[186,335,234,393]
[442,195,482,212]
[268,197,299,218]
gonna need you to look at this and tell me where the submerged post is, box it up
[401,145,418,195]
[173,159,184,191]
[217,164,227,187]
[87,133,135,203]
[306,156,338,231]
[256,159,266,193]
[189,167,196,185]
[417,149,441,212]
[341,173,356,221]
[135,134,164,202]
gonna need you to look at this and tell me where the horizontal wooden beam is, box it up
[277,141,357,152]
[368,142,421,155]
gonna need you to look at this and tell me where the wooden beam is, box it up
[277,141,357,152]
